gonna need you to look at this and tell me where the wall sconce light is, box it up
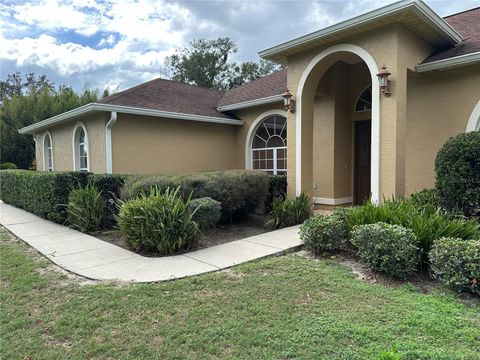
[282,89,295,113]
[376,65,391,96]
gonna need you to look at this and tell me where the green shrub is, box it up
[300,214,349,254]
[266,175,287,210]
[0,170,88,223]
[429,237,480,295]
[122,170,270,223]
[89,174,126,227]
[347,199,480,265]
[0,162,17,170]
[188,197,221,230]
[409,188,439,211]
[266,193,311,229]
[435,131,480,217]
[67,183,104,233]
[118,187,198,255]
[351,222,420,279]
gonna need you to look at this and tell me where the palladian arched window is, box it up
[251,115,287,175]
[43,131,53,171]
[355,85,372,112]
[73,123,89,171]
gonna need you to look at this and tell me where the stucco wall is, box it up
[285,24,435,198]
[405,65,480,195]
[34,113,107,173]
[111,114,242,175]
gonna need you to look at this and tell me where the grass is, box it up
[1,228,479,360]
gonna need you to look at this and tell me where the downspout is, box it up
[105,111,117,174]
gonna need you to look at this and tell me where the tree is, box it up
[165,37,284,90]
[0,73,100,169]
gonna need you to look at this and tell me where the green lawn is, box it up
[1,228,479,360]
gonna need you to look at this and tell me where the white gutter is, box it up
[416,51,480,72]
[105,111,117,174]
[217,94,283,112]
[259,0,462,59]
[18,103,243,134]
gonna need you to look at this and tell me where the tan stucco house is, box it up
[19,0,480,206]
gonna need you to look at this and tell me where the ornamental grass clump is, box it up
[67,183,104,233]
[266,193,312,229]
[351,222,420,279]
[118,186,198,255]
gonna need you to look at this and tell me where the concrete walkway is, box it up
[0,203,302,282]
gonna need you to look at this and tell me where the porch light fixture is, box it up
[282,89,295,113]
[376,65,391,96]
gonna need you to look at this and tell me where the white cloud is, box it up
[0,0,477,91]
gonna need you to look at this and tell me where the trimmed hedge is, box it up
[0,170,125,225]
[0,170,88,223]
[122,170,270,222]
[430,237,480,295]
[188,197,221,230]
[1,162,17,170]
[300,214,348,254]
[435,131,480,217]
[351,222,420,279]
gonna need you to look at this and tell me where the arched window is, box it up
[355,85,372,112]
[251,115,287,175]
[43,131,53,171]
[73,122,89,171]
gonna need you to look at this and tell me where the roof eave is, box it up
[416,51,480,72]
[18,103,243,134]
[217,94,284,112]
[259,0,463,61]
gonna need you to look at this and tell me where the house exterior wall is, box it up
[111,114,241,175]
[34,113,107,173]
[405,64,480,195]
[285,24,436,199]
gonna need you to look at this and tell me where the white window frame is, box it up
[72,121,90,172]
[248,112,288,175]
[43,130,54,171]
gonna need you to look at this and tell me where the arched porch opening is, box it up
[295,44,380,204]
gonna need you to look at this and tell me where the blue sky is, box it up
[1,0,479,92]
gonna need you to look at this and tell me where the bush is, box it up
[347,199,480,265]
[300,214,349,254]
[67,183,104,233]
[429,237,480,294]
[435,132,480,217]
[118,187,198,255]
[122,170,270,223]
[89,174,126,227]
[0,170,88,223]
[266,175,287,210]
[266,193,311,229]
[351,222,420,279]
[0,162,17,170]
[409,188,439,211]
[188,197,221,230]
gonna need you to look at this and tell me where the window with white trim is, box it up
[251,115,287,175]
[354,85,372,112]
[73,124,89,172]
[43,132,53,171]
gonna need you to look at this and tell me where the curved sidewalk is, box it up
[0,203,301,282]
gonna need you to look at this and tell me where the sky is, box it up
[1,0,479,93]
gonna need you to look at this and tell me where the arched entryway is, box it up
[295,44,380,204]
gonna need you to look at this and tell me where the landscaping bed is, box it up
[94,216,269,255]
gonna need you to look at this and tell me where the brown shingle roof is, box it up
[423,7,480,63]
[217,70,287,107]
[99,78,234,119]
